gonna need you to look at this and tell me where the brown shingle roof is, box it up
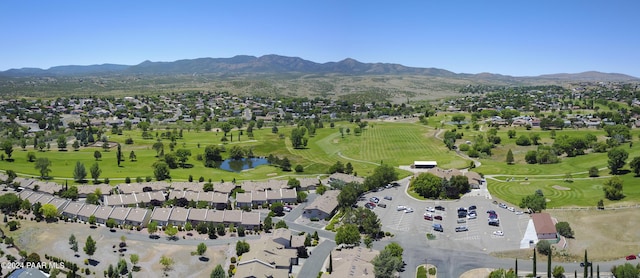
[93,206,114,220]
[235,192,252,203]
[304,190,339,215]
[151,207,172,222]
[241,211,260,226]
[109,207,131,221]
[213,192,228,204]
[169,207,189,222]
[206,210,224,223]
[126,208,150,223]
[532,213,557,235]
[77,204,99,218]
[187,208,208,222]
[223,210,242,223]
[63,201,84,215]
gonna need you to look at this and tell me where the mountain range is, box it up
[1,54,638,82]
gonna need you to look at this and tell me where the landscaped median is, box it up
[416,264,437,278]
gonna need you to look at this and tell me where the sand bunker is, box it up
[552,185,571,191]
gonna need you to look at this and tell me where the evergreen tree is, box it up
[328,251,333,274]
[584,250,588,278]
[533,249,537,277]
[506,149,514,164]
[547,250,551,278]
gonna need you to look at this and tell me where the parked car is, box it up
[493,231,504,236]
[488,220,500,227]
[507,207,515,212]
[467,214,477,220]
[469,205,477,210]
[579,262,592,267]
[377,203,387,208]
[384,196,392,200]
[434,215,443,220]
[424,213,433,220]
[627,255,637,260]
[515,211,524,215]
[370,197,380,203]
[426,207,435,212]
[404,207,414,213]
[397,205,407,211]
[487,210,496,214]
[455,226,468,232]
[391,182,401,187]
[365,202,376,209]
[435,205,445,211]
[499,203,508,209]
[457,219,466,224]
[432,223,443,232]
[283,206,292,212]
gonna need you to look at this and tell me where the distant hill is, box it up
[0,55,638,82]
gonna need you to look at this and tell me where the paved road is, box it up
[297,239,336,278]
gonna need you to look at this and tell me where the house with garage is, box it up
[125,208,151,228]
[150,207,172,227]
[47,197,69,213]
[212,192,229,210]
[235,192,252,209]
[62,201,84,219]
[77,204,99,222]
[303,190,340,220]
[240,211,261,230]
[235,232,298,278]
[187,208,208,225]
[206,209,224,225]
[280,188,297,204]
[251,191,267,207]
[93,206,115,225]
[109,207,132,225]
[168,207,189,227]
[223,209,242,227]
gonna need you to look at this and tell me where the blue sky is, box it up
[1,0,639,77]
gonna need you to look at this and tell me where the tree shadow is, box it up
[88,259,100,266]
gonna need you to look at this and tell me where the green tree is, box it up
[335,223,360,246]
[72,140,80,151]
[488,269,517,278]
[106,218,117,229]
[73,161,87,182]
[263,215,273,232]
[589,166,599,177]
[164,223,178,239]
[159,255,174,273]
[34,157,52,178]
[372,244,404,278]
[555,222,574,238]
[196,242,207,257]
[1,141,14,160]
[88,162,101,183]
[203,145,223,167]
[130,253,139,268]
[175,148,192,167]
[27,152,36,162]
[519,190,546,212]
[220,122,232,136]
[0,194,22,213]
[630,156,640,176]
[153,161,171,181]
[129,150,137,161]
[57,136,67,151]
[228,145,244,160]
[451,114,465,124]
[84,235,97,258]
[40,204,58,221]
[210,264,225,278]
[88,215,97,225]
[506,149,514,164]
[275,220,288,229]
[608,147,628,175]
[147,221,158,235]
[116,143,123,166]
[94,150,102,161]
[507,130,516,139]
[290,127,308,149]
[410,172,442,199]
[152,141,164,157]
[60,185,79,200]
[611,263,639,278]
[235,240,250,256]
[603,176,624,200]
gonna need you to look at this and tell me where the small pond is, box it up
[217,157,269,172]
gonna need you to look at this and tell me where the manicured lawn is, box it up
[0,121,465,184]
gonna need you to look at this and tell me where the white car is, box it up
[426,207,435,212]
[404,207,414,213]
[507,207,515,212]
[515,211,524,215]
[397,205,407,211]
[493,231,504,236]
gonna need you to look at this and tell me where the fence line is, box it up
[548,204,640,211]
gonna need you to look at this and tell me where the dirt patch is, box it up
[266,173,278,176]
[520,182,530,185]
[551,209,640,261]
[4,220,228,277]
[552,185,571,191]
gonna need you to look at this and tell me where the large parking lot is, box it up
[358,177,530,253]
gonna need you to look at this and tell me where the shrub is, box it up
[536,240,551,256]
[428,267,437,275]
[555,222,574,238]
[231,257,236,263]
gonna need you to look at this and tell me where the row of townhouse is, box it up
[106,188,298,209]
[148,207,261,230]
[17,189,261,230]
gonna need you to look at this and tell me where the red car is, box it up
[434,215,443,220]
[424,214,433,220]
[626,254,637,260]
